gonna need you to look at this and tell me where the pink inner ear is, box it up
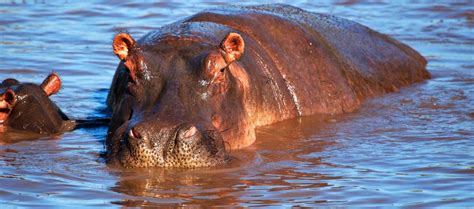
[221,33,245,62]
[114,44,129,60]
[113,33,136,61]
[227,37,243,53]
[41,73,62,96]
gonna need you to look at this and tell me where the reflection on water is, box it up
[0,127,45,145]
[0,0,473,207]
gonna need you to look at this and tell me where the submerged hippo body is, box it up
[106,4,430,168]
[0,73,74,137]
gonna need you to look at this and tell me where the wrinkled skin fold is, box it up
[106,4,430,168]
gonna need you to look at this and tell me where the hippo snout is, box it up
[0,89,16,125]
[118,122,229,168]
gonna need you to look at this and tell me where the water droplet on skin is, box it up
[199,80,209,87]
[201,92,209,100]
[285,80,302,116]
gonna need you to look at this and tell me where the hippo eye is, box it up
[203,51,228,81]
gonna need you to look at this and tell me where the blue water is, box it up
[0,0,473,207]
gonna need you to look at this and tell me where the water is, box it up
[1,0,473,207]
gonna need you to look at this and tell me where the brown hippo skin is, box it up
[0,73,74,136]
[106,4,430,168]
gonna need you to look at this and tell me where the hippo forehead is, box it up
[130,29,226,80]
[139,21,233,48]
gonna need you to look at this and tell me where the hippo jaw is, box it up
[0,89,16,126]
[116,122,230,168]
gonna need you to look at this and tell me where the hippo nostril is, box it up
[4,89,15,105]
[182,126,198,138]
[129,127,142,139]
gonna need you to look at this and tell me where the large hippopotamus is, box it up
[0,73,74,136]
[106,4,430,168]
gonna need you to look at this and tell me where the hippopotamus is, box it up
[0,73,75,137]
[0,73,110,143]
[106,4,430,168]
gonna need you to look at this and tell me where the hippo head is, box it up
[106,31,252,168]
[0,73,70,135]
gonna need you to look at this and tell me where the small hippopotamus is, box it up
[0,73,74,137]
[106,4,430,168]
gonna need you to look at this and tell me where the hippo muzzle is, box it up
[116,120,229,168]
[0,89,16,125]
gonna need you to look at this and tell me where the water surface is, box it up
[0,0,473,207]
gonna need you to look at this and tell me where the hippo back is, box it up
[180,4,429,124]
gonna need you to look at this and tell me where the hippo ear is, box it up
[1,78,19,87]
[113,33,136,61]
[41,73,62,96]
[220,32,245,63]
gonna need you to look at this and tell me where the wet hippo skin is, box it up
[0,73,74,136]
[106,4,430,168]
